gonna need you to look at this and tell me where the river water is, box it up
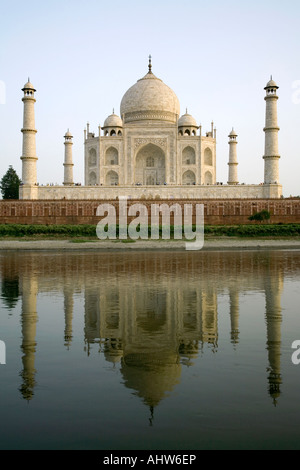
[0,249,300,450]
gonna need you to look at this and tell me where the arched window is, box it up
[204,171,213,185]
[89,148,97,167]
[182,170,196,185]
[106,170,119,185]
[146,156,155,167]
[184,129,190,136]
[204,147,213,166]
[182,146,196,165]
[110,130,116,136]
[118,130,122,136]
[105,147,119,166]
[89,171,97,185]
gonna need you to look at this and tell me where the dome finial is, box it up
[148,54,152,74]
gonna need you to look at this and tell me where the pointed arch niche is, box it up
[182,170,196,185]
[135,143,165,185]
[105,147,119,166]
[106,170,119,185]
[182,146,196,165]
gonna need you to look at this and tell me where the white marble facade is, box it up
[84,60,216,189]
[19,60,282,200]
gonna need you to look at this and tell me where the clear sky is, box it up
[0,0,300,196]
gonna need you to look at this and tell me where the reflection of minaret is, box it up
[200,287,218,351]
[84,289,101,356]
[264,265,283,406]
[229,288,240,347]
[19,274,38,401]
[64,286,74,349]
[177,288,202,366]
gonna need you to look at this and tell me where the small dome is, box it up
[103,113,123,128]
[64,129,73,138]
[229,128,237,137]
[265,78,278,89]
[22,79,36,91]
[178,112,198,128]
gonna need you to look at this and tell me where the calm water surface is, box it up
[0,249,300,450]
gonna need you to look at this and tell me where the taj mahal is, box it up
[19,57,282,200]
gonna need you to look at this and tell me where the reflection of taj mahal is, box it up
[2,251,295,408]
[20,57,282,200]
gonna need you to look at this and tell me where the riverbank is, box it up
[1,237,300,251]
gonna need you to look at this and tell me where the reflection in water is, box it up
[0,255,20,311]
[19,274,38,401]
[1,250,299,411]
[265,271,283,406]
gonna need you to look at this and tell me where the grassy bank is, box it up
[0,223,300,238]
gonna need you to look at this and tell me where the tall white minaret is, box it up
[63,130,74,186]
[263,78,280,184]
[227,128,238,185]
[20,79,38,186]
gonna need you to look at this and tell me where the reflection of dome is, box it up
[103,338,123,364]
[121,351,181,409]
[120,71,180,124]
[178,112,198,128]
[103,113,123,128]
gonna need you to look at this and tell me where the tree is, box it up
[0,166,21,199]
[248,210,271,223]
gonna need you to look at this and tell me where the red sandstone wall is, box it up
[0,199,299,225]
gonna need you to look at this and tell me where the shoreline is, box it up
[0,237,300,252]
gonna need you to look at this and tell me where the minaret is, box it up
[263,78,280,184]
[20,79,38,186]
[63,129,74,186]
[227,128,238,185]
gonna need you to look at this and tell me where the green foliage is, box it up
[0,223,299,238]
[248,210,271,222]
[0,166,21,199]
[204,224,300,237]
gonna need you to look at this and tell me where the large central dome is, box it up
[120,65,180,124]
